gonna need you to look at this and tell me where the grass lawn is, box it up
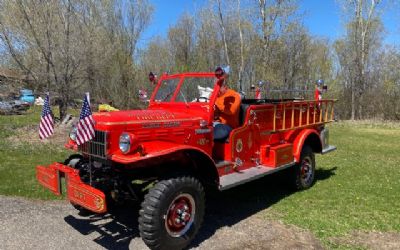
[0,106,71,199]
[1,109,399,248]
[266,121,400,248]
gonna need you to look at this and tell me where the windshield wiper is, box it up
[179,91,189,107]
[162,90,175,102]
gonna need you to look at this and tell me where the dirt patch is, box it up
[331,231,400,250]
[7,124,71,148]
[0,195,325,250]
[195,214,324,250]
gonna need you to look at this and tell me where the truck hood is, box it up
[93,109,201,127]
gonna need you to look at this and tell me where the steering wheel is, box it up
[197,97,209,102]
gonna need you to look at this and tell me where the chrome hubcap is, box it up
[165,193,195,237]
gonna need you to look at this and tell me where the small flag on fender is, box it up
[39,93,54,140]
[76,93,95,145]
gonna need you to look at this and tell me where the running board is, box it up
[321,145,337,154]
[216,161,232,168]
[219,162,296,191]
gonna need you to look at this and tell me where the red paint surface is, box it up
[36,163,107,213]
[40,72,335,192]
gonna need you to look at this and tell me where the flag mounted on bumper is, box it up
[76,94,95,145]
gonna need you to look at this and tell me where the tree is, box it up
[216,0,231,67]
[0,0,153,118]
[237,0,245,91]
[337,0,383,120]
[0,0,85,118]
[168,13,195,71]
[256,0,297,80]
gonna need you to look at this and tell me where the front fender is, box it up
[112,141,219,187]
[111,141,213,165]
[292,129,322,162]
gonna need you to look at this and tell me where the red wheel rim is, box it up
[164,193,196,237]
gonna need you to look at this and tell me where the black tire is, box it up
[139,176,205,250]
[63,154,83,168]
[293,145,316,190]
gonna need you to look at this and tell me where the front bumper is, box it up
[36,162,107,213]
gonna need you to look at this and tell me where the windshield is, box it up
[153,76,216,104]
[154,78,181,102]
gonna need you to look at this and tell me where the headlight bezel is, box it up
[119,132,132,154]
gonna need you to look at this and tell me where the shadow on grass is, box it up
[315,166,337,182]
[64,167,337,249]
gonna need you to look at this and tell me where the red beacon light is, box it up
[214,65,230,80]
[214,67,224,79]
[149,72,157,85]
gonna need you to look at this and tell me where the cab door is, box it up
[230,109,261,170]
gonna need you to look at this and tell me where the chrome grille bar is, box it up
[78,130,108,159]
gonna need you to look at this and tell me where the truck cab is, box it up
[37,71,336,250]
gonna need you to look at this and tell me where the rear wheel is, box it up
[293,145,315,190]
[139,176,205,250]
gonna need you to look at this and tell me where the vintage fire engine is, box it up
[36,70,336,250]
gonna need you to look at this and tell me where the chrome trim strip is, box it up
[215,161,232,169]
[78,130,108,159]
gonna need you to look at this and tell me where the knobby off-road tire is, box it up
[139,176,205,250]
[293,145,316,190]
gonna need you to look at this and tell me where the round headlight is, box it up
[69,126,77,141]
[119,133,131,154]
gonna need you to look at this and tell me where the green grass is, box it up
[0,106,71,199]
[266,122,400,247]
[1,109,399,247]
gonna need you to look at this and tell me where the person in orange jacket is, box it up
[213,69,241,141]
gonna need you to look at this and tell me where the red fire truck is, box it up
[36,70,336,250]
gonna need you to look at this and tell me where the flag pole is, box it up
[87,92,92,186]
[76,92,95,186]
[86,92,90,105]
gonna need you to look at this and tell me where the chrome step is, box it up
[215,161,232,169]
[321,145,337,154]
[219,161,295,191]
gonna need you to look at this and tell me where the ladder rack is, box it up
[250,99,337,133]
[272,99,336,132]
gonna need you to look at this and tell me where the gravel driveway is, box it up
[0,192,324,250]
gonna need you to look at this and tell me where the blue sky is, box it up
[141,0,399,46]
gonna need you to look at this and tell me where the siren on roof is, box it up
[149,72,157,84]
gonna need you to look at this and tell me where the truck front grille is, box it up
[78,130,108,159]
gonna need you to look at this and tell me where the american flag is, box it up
[39,94,54,140]
[76,94,95,145]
